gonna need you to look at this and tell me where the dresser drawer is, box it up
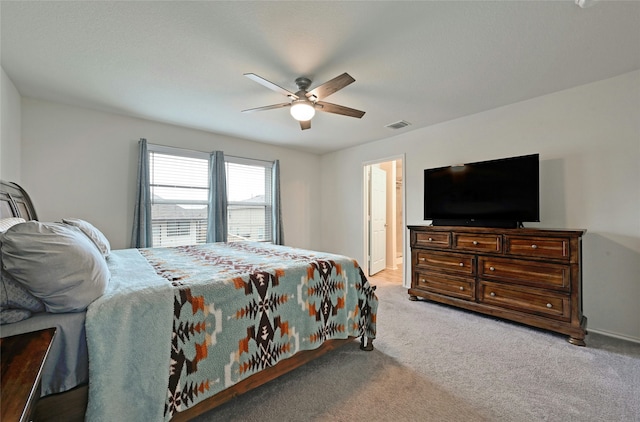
[505,236,571,260]
[414,231,451,248]
[478,256,570,291]
[414,271,475,300]
[408,226,586,345]
[415,250,475,276]
[453,233,502,253]
[479,281,570,320]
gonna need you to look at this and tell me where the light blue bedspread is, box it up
[85,242,377,421]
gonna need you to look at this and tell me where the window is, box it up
[147,145,274,247]
[148,145,209,247]
[225,157,273,243]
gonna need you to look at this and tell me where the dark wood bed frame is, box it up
[0,180,38,220]
[33,338,358,422]
[1,180,368,421]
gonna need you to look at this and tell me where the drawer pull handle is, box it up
[489,266,495,271]
[546,303,553,308]
[420,279,425,282]
[473,241,478,245]
[459,286,464,291]
[459,262,464,267]
[428,237,433,242]
[531,244,538,249]
[490,292,496,297]
[419,258,425,261]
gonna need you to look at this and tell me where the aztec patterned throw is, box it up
[85,242,377,421]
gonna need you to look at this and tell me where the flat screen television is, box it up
[424,153,539,228]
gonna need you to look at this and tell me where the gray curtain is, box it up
[272,159,284,245]
[131,138,152,248]
[207,151,228,243]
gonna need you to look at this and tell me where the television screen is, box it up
[424,153,539,228]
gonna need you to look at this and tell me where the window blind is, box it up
[146,144,275,246]
[149,147,209,247]
[226,158,273,243]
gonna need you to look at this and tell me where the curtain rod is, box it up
[225,154,275,164]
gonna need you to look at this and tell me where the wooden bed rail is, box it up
[35,337,359,422]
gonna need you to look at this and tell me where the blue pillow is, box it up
[0,268,46,324]
[0,309,32,324]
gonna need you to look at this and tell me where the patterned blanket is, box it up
[85,242,377,421]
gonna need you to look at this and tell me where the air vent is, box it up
[385,120,411,130]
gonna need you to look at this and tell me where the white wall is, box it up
[20,98,322,251]
[10,69,640,341]
[1,67,22,181]
[320,71,640,342]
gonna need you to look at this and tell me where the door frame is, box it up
[369,164,387,275]
[362,154,407,285]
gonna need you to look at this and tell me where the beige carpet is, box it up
[192,278,640,421]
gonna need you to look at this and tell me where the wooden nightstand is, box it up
[1,327,56,422]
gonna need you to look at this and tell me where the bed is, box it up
[0,180,378,421]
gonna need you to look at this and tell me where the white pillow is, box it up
[0,221,110,313]
[62,218,111,257]
[0,217,25,232]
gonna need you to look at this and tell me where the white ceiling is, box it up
[2,1,639,155]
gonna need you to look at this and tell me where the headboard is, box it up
[0,180,38,221]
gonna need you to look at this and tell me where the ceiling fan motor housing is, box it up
[295,77,312,91]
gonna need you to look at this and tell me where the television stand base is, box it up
[431,219,520,229]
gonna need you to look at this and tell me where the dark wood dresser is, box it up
[408,225,587,345]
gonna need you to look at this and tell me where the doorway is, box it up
[363,156,405,285]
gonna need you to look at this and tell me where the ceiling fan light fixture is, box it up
[290,100,315,121]
[243,72,364,130]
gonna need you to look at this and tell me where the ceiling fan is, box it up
[242,72,365,130]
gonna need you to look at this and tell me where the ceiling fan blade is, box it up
[244,73,298,99]
[307,73,355,100]
[242,103,291,113]
[300,120,311,130]
[316,101,365,118]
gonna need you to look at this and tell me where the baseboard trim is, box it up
[588,328,640,344]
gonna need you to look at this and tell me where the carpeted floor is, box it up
[192,277,640,422]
